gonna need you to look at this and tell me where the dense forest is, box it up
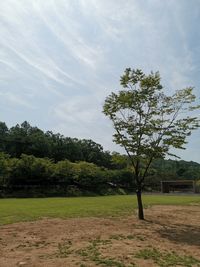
[0,121,199,197]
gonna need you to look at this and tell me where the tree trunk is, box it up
[136,189,144,220]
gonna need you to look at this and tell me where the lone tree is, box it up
[103,68,200,220]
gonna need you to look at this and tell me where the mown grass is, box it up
[0,194,199,225]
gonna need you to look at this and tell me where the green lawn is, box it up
[0,194,199,225]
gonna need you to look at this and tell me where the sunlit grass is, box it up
[0,194,199,225]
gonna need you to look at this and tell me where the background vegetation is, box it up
[0,121,199,197]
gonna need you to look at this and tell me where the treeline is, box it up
[0,121,112,167]
[0,121,200,197]
[0,153,134,197]
[151,159,200,180]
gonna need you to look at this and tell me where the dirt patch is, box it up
[0,205,200,267]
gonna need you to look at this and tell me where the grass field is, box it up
[0,195,200,266]
[0,194,200,225]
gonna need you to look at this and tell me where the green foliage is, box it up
[0,118,199,198]
[0,150,199,197]
[0,152,10,187]
[52,160,75,185]
[0,121,112,167]
[8,154,54,186]
[111,152,130,169]
[103,68,200,178]
[103,68,200,219]
[0,153,135,197]
[74,161,104,190]
[106,169,135,189]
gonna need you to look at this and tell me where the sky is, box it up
[0,0,200,163]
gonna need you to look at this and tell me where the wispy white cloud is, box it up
[51,94,117,151]
[0,91,35,109]
[0,0,199,162]
[0,1,87,86]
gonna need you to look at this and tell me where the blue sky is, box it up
[0,0,200,162]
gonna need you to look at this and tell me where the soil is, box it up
[0,205,200,267]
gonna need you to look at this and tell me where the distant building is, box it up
[161,180,196,193]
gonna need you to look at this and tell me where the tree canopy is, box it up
[0,119,200,198]
[0,121,112,168]
[103,68,200,219]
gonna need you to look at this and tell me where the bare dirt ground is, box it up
[0,205,200,267]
